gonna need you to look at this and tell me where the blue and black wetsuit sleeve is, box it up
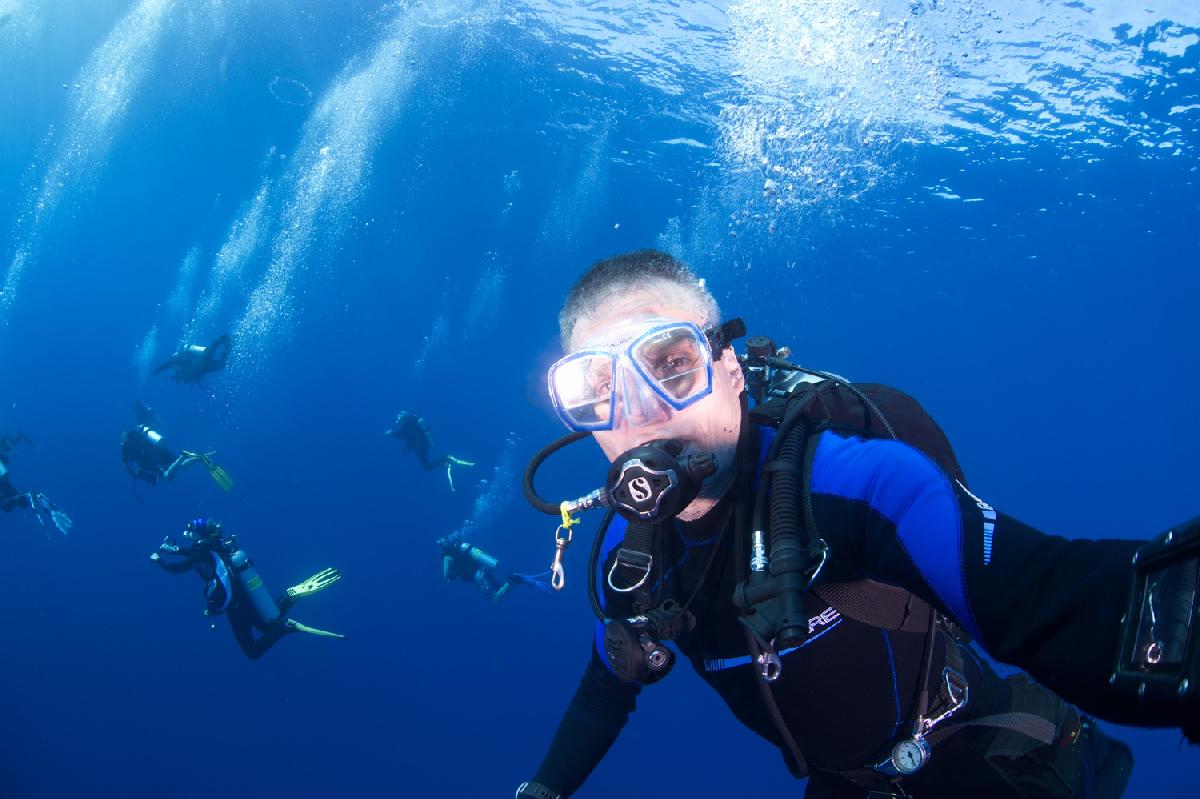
[807,430,1168,728]
[531,650,641,797]
[155,549,205,574]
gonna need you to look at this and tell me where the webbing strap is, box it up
[812,580,932,634]
[925,711,1058,748]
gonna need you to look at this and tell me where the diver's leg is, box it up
[275,592,297,616]
[416,448,437,470]
[162,452,196,481]
[491,576,518,603]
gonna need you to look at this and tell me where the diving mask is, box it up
[548,319,717,432]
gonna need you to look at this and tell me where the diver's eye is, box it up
[586,375,613,421]
[651,347,700,380]
[665,355,693,373]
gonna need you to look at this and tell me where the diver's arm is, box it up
[152,547,203,573]
[808,430,1171,728]
[525,650,642,798]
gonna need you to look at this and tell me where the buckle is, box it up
[608,548,652,593]
[918,667,969,736]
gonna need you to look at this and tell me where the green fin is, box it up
[285,567,341,599]
[197,453,234,492]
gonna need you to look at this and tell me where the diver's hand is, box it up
[150,552,161,562]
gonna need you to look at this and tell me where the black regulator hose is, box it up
[769,420,812,649]
[523,430,590,515]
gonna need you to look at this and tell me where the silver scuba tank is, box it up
[229,549,281,624]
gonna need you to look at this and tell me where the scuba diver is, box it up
[385,411,474,491]
[0,432,72,535]
[438,533,552,602]
[154,334,231,387]
[151,517,345,660]
[120,403,232,491]
[509,250,1200,799]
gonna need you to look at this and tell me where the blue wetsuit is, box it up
[806,430,1144,724]
[528,426,1141,798]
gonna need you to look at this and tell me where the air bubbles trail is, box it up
[231,11,425,373]
[0,0,174,323]
[447,433,519,546]
[186,177,271,343]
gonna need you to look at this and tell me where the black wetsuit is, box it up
[0,471,31,512]
[529,424,1137,798]
[155,540,297,660]
[0,445,33,512]
[121,425,177,484]
[154,334,231,384]
[388,412,448,471]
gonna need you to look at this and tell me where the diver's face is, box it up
[567,282,744,520]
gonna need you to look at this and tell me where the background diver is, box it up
[0,432,72,535]
[438,532,553,602]
[120,403,233,491]
[154,333,232,386]
[151,517,344,660]
[385,411,474,490]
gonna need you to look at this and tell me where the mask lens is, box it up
[631,325,710,404]
[550,352,616,429]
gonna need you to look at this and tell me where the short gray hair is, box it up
[558,249,720,349]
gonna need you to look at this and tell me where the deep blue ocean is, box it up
[1,1,1198,796]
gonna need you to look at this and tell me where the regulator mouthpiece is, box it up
[606,439,717,522]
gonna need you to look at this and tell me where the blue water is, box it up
[1,1,1198,796]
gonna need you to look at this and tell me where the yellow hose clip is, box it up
[550,501,581,591]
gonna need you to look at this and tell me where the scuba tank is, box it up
[229,549,281,624]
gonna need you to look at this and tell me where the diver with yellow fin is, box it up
[120,403,232,491]
[385,410,474,491]
[151,518,345,660]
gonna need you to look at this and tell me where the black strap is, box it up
[924,712,1057,748]
[812,580,933,634]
